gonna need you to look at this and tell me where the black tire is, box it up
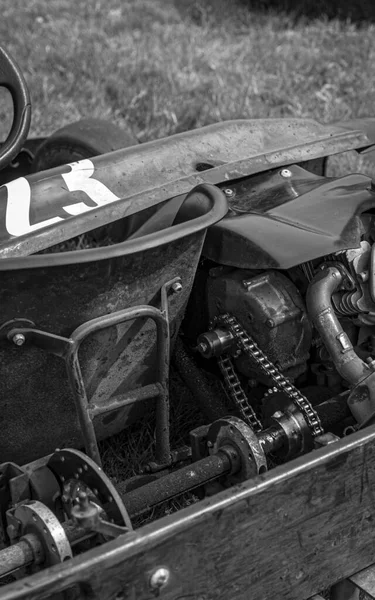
[32,118,137,172]
[31,118,138,248]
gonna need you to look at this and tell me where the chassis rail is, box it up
[1,425,375,600]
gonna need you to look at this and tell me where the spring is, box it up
[332,291,358,316]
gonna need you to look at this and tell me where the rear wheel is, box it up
[32,117,137,171]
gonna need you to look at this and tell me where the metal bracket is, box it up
[5,278,181,468]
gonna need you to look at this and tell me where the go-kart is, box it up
[1,44,375,600]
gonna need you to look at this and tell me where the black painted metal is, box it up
[0,183,227,465]
[205,166,375,270]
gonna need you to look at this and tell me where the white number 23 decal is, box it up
[4,159,120,237]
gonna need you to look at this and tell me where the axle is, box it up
[0,395,352,579]
[0,450,235,577]
[121,448,235,516]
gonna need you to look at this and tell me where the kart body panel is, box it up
[0,117,374,260]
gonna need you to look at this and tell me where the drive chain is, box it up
[217,353,263,433]
[213,313,324,437]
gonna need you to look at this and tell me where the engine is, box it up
[193,220,375,452]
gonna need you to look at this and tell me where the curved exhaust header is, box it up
[306,265,375,427]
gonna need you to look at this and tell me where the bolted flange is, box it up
[206,416,267,484]
[13,501,72,568]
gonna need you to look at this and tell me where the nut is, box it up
[12,333,26,346]
[171,281,182,294]
[271,410,284,420]
[224,188,234,197]
[149,567,170,591]
[197,342,208,354]
[280,169,292,178]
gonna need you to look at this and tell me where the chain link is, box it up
[217,354,263,433]
[213,313,324,437]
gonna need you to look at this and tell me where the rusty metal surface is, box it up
[121,452,232,517]
[0,184,226,465]
[2,425,375,599]
[0,118,374,257]
[0,236,200,464]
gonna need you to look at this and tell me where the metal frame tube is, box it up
[6,281,174,467]
[67,302,171,466]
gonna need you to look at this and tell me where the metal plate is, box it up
[47,449,132,530]
[14,501,72,566]
[0,118,373,258]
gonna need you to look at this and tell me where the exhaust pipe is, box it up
[306,266,375,426]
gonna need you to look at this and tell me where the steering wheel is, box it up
[0,45,31,171]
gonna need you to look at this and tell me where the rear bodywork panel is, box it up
[204,165,375,269]
[0,117,375,260]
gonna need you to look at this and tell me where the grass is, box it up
[1,0,375,144]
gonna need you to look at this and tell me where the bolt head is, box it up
[197,342,208,354]
[12,333,25,346]
[280,169,292,178]
[149,567,170,590]
[171,281,182,294]
[271,410,284,420]
[224,188,234,197]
